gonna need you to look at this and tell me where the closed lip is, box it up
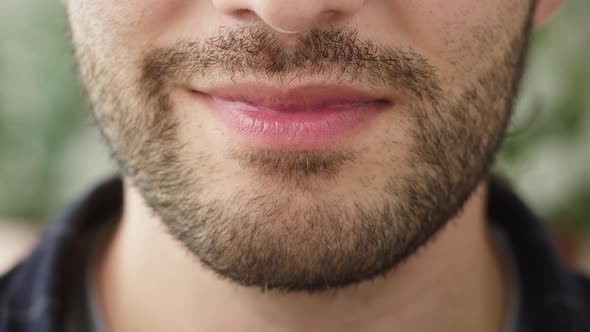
[190,83,392,112]
[186,82,393,149]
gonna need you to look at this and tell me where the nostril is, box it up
[213,0,365,35]
[211,0,257,20]
[218,8,259,25]
[319,10,342,23]
[233,8,256,19]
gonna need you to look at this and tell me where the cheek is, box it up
[73,0,198,48]
[396,0,529,83]
[100,0,184,23]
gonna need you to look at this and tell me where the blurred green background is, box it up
[0,0,589,227]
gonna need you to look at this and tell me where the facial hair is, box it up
[72,12,533,293]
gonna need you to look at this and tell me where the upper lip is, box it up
[190,83,392,111]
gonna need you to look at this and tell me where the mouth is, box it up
[188,83,393,149]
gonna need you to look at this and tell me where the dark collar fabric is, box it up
[1,176,590,332]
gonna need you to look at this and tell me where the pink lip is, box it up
[189,84,392,149]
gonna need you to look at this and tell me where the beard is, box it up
[70,12,533,293]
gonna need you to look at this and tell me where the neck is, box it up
[95,179,509,332]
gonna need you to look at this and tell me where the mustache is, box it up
[141,25,442,102]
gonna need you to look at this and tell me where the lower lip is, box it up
[190,91,390,149]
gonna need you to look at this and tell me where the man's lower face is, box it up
[69,2,533,292]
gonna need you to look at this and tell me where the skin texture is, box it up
[65,0,562,331]
[70,0,528,291]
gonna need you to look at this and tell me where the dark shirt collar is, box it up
[0,177,122,332]
[1,176,590,331]
[487,178,590,331]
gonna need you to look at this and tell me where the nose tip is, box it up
[212,0,366,34]
[252,0,364,34]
